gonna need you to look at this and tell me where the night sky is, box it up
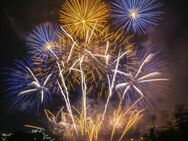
[0,0,188,132]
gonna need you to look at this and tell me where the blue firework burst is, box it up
[115,44,169,108]
[26,22,62,60]
[3,59,53,112]
[26,23,64,94]
[111,0,163,34]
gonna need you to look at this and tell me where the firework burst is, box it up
[3,59,52,112]
[59,0,109,39]
[111,0,163,33]
[26,23,62,59]
[115,44,169,107]
[2,0,169,140]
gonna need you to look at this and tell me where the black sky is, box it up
[0,0,188,132]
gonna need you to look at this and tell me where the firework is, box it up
[26,23,72,94]
[27,100,143,141]
[2,0,169,140]
[3,59,52,112]
[26,23,62,59]
[60,25,135,98]
[111,0,163,33]
[25,21,135,98]
[115,44,169,107]
[59,0,109,39]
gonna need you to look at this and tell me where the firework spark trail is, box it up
[88,41,110,65]
[109,108,144,141]
[60,26,77,44]
[48,46,60,61]
[18,67,52,104]
[84,49,100,63]
[69,58,81,73]
[78,56,87,131]
[113,50,132,64]
[67,41,77,63]
[44,108,67,133]
[25,125,45,131]
[57,62,77,133]
[88,20,98,43]
[80,20,107,64]
[135,53,155,78]
[110,107,123,141]
[57,81,73,125]
[101,49,130,123]
[69,55,88,132]
[118,110,144,141]
[105,41,110,65]
[60,26,80,67]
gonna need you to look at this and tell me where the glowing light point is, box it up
[45,43,52,50]
[129,9,138,19]
[82,20,86,24]
[130,12,137,19]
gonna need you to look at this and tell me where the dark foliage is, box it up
[143,105,188,141]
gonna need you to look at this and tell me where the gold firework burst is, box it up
[59,0,109,40]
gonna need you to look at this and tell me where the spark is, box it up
[110,108,144,141]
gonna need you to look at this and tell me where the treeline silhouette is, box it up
[143,105,188,141]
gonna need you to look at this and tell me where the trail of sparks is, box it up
[101,49,130,123]
[18,67,51,104]
[57,62,77,133]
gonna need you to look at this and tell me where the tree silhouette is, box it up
[143,105,188,141]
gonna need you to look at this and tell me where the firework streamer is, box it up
[57,62,77,133]
[69,56,88,132]
[101,49,131,123]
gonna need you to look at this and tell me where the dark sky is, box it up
[0,0,188,132]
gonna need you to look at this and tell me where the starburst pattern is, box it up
[111,0,163,33]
